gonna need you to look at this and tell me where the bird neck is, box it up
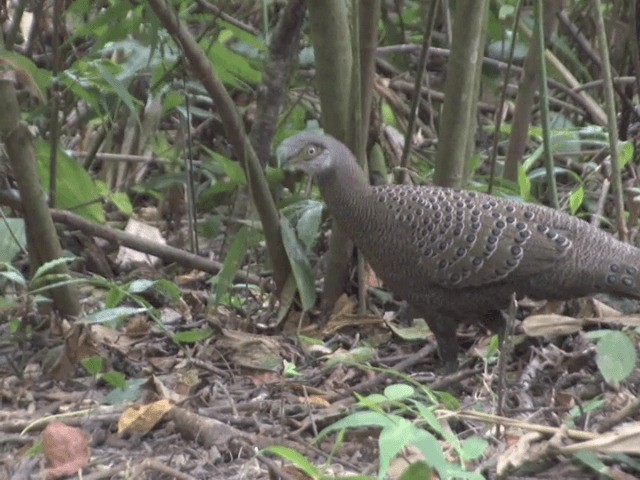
[315,158,372,215]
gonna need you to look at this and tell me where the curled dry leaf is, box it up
[521,314,583,337]
[42,422,91,480]
[117,399,173,435]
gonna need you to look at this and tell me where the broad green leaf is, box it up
[213,226,251,304]
[619,140,634,168]
[37,141,105,222]
[295,201,324,251]
[411,401,443,435]
[384,384,415,401]
[215,19,266,52]
[208,150,246,185]
[317,411,397,441]
[111,192,134,215]
[0,218,26,262]
[596,331,637,383]
[569,186,584,215]
[323,346,377,367]
[381,101,396,127]
[173,328,214,344]
[204,41,261,89]
[0,270,27,286]
[105,285,127,309]
[153,279,182,302]
[102,378,145,405]
[360,393,389,406]
[102,371,127,389]
[280,217,316,312]
[0,52,52,99]
[378,419,418,478]
[97,181,134,216]
[94,62,138,118]
[128,279,156,294]
[460,436,489,461]
[408,428,450,478]
[399,461,433,480]
[81,356,104,376]
[69,0,131,41]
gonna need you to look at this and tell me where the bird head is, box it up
[277,132,338,177]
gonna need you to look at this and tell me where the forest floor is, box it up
[1,274,639,479]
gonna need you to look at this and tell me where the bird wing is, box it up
[372,185,572,289]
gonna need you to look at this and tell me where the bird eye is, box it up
[306,146,316,155]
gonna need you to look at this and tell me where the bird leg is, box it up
[423,314,460,373]
[479,310,507,341]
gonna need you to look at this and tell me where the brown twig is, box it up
[0,190,265,287]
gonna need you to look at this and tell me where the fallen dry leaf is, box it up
[521,314,583,337]
[118,399,173,435]
[42,422,90,480]
[558,422,640,455]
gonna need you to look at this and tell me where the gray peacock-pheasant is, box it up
[279,132,640,371]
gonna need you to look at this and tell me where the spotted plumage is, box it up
[279,132,640,370]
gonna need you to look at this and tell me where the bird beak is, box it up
[276,140,302,170]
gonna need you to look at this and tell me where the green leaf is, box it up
[280,217,316,311]
[36,140,105,222]
[204,40,262,89]
[110,191,134,215]
[101,371,127,389]
[378,419,418,478]
[102,378,145,405]
[411,401,444,435]
[94,62,138,118]
[399,461,433,480]
[262,446,322,478]
[0,270,27,287]
[70,0,131,41]
[215,19,266,52]
[128,279,156,294]
[153,279,182,303]
[517,164,531,201]
[406,428,450,477]
[317,411,397,441]
[569,186,584,215]
[619,141,634,168]
[84,307,148,324]
[384,384,415,401]
[596,331,637,383]
[31,257,75,281]
[213,227,251,304]
[359,393,389,406]
[295,201,324,251]
[381,101,397,127]
[0,51,52,99]
[460,436,489,461]
[173,328,214,344]
[573,450,608,474]
[207,149,247,185]
[105,285,126,308]
[81,356,104,376]
[323,346,377,367]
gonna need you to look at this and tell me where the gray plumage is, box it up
[279,132,640,370]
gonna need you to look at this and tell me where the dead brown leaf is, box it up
[118,399,173,435]
[521,314,583,337]
[42,422,90,479]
